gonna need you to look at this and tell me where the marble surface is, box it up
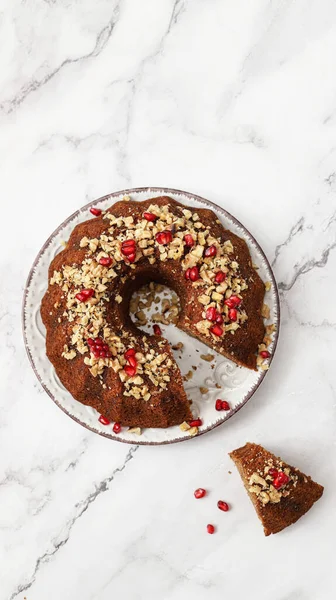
[1,1,335,598]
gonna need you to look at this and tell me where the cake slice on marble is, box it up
[229,442,323,536]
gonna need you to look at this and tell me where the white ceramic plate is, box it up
[22,188,280,445]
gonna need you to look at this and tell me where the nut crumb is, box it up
[172,342,184,351]
[128,427,142,435]
[261,303,270,319]
[199,387,209,394]
[200,353,214,362]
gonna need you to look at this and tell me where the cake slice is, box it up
[229,442,323,536]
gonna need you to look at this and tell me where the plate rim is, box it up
[22,186,280,445]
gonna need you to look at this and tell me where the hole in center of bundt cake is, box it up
[129,282,181,334]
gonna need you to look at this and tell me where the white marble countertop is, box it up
[1,1,335,599]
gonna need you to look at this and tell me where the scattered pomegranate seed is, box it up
[189,418,202,427]
[76,288,95,302]
[98,415,110,425]
[260,350,270,359]
[273,471,290,490]
[122,244,136,256]
[217,500,229,512]
[210,324,223,337]
[153,324,162,336]
[125,348,136,360]
[143,212,157,222]
[124,365,136,377]
[224,295,241,309]
[126,252,136,263]
[99,256,112,267]
[185,268,191,280]
[215,313,223,325]
[113,422,121,434]
[215,271,226,283]
[90,207,102,217]
[228,308,237,321]
[127,355,137,368]
[206,306,217,322]
[207,524,215,534]
[205,245,217,258]
[88,337,112,358]
[194,488,207,499]
[268,468,278,478]
[215,399,230,411]
[189,266,200,282]
[184,234,194,247]
[156,230,172,245]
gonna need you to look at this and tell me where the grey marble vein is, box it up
[272,217,305,268]
[1,1,122,115]
[278,239,336,292]
[9,446,138,600]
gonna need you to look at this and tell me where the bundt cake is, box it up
[41,196,266,429]
[230,443,324,535]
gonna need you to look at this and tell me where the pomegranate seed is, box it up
[184,234,194,247]
[153,324,162,336]
[127,355,137,368]
[125,348,136,360]
[268,468,278,478]
[90,207,102,217]
[122,238,136,246]
[221,400,230,411]
[124,365,136,377]
[189,266,200,282]
[126,252,136,263]
[189,418,202,427]
[207,524,215,534]
[113,422,121,434]
[228,308,237,321]
[143,212,157,222]
[194,488,207,499]
[94,338,103,346]
[99,256,112,267]
[215,271,226,283]
[224,295,241,308]
[98,415,110,425]
[87,338,95,346]
[217,500,229,512]
[206,306,217,322]
[215,314,223,325]
[210,324,223,337]
[205,245,217,258]
[122,244,137,257]
[260,350,270,359]
[215,399,223,411]
[185,268,191,280]
[75,288,94,301]
[273,471,290,490]
[156,230,172,245]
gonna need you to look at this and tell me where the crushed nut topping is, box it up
[248,461,298,505]
[49,199,265,404]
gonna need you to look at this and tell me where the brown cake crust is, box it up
[230,442,324,536]
[41,197,266,428]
